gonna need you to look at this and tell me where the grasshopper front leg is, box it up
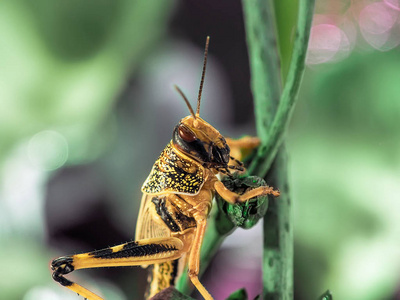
[214,180,280,204]
[51,237,184,300]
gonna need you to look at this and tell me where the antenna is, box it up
[174,85,196,118]
[196,36,210,117]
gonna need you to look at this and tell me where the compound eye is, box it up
[178,124,196,142]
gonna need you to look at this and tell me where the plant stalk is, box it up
[243,0,315,299]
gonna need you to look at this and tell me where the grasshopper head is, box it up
[172,115,230,167]
[171,36,234,170]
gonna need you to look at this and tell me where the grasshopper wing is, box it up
[135,193,171,240]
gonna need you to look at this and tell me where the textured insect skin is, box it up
[136,115,233,298]
[142,142,205,195]
[50,37,280,300]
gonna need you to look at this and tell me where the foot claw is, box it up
[51,256,74,286]
[51,256,74,273]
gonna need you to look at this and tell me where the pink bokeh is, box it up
[307,24,350,64]
[359,2,399,34]
[359,2,400,51]
[306,1,400,64]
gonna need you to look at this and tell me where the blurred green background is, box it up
[0,0,399,300]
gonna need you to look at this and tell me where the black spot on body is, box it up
[145,265,154,299]
[173,195,197,229]
[152,196,180,232]
[174,211,196,228]
[169,260,179,286]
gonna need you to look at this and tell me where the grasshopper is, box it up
[51,36,280,300]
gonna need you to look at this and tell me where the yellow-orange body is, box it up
[136,115,244,298]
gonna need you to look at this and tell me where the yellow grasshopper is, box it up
[51,36,280,300]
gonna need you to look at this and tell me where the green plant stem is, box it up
[247,0,315,177]
[242,0,282,141]
[243,0,315,299]
[263,150,292,299]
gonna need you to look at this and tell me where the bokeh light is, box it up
[28,130,68,171]
[307,23,350,64]
[307,0,400,64]
[359,1,400,51]
[359,2,398,35]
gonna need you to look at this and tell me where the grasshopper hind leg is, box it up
[51,237,185,300]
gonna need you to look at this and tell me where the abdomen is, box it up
[145,260,179,298]
[135,193,197,298]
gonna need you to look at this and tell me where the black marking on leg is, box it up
[89,241,138,258]
[90,241,178,259]
[90,247,114,258]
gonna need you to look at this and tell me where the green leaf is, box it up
[226,288,248,300]
[274,0,299,83]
